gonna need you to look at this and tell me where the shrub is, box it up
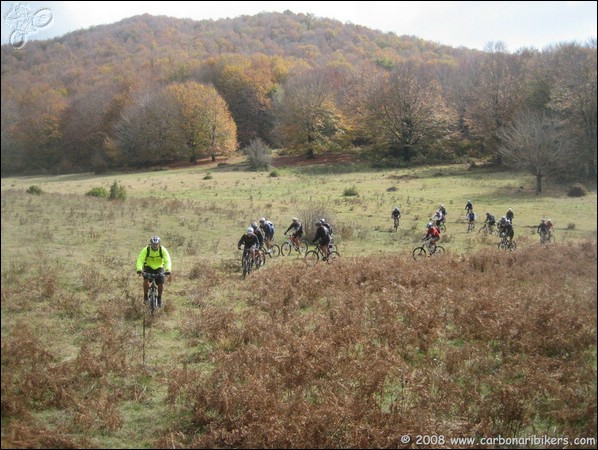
[343,185,359,197]
[567,183,588,197]
[243,138,272,171]
[26,185,42,195]
[203,172,213,180]
[298,204,337,239]
[269,169,279,177]
[109,181,126,200]
[85,187,109,198]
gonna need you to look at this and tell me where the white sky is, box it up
[1,1,596,51]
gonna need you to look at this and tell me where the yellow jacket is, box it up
[136,245,171,272]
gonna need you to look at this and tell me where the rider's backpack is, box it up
[145,245,163,262]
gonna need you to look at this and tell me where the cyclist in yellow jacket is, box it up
[136,236,171,307]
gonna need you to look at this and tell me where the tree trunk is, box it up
[535,174,542,194]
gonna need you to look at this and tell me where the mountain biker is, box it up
[284,217,304,248]
[537,219,550,243]
[259,218,275,252]
[136,236,172,307]
[484,212,496,231]
[320,218,333,236]
[391,207,401,227]
[238,226,260,261]
[465,200,473,215]
[250,222,265,261]
[431,209,444,228]
[506,208,514,224]
[466,210,476,229]
[545,218,554,235]
[423,222,440,254]
[498,218,514,243]
[439,204,447,219]
[312,220,331,260]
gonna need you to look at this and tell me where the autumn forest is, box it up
[1,11,596,180]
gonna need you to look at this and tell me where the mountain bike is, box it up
[393,216,400,231]
[280,234,308,255]
[240,247,258,278]
[478,222,496,236]
[467,220,475,233]
[412,241,445,261]
[539,230,555,245]
[304,243,340,265]
[497,232,517,251]
[142,272,168,315]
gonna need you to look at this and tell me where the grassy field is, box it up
[1,157,597,448]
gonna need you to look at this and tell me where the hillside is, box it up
[1,11,596,180]
[1,11,464,76]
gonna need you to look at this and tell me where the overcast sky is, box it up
[2,1,596,51]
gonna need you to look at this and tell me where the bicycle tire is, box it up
[149,287,158,314]
[433,245,445,255]
[297,242,309,254]
[280,242,292,256]
[548,235,555,244]
[438,223,447,232]
[412,246,427,261]
[304,250,319,265]
[242,254,251,278]
[325,251,340,262]
[498,241,507,250]
[256,252,265,268]
[266,244,280,257]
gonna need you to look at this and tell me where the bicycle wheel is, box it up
[256,252,265,268]
[280,242,292,256]
[412,246,427,261]
[498,241,508,250]
[432,245,445,256]
[325,251,340,262]
[509,241,517,250]
[329,243,338,254]
[304,250,319,265]
[149,287,158,314]
[267,244,280,257]
[242,254,250,278]
[438,223,447,232]
[548,235,555,244]
[296,242,308,255]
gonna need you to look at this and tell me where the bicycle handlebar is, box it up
[141,271,170,280]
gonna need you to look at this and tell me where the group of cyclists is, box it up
[237,217,334,266]
[398,199,551,255]
[135,201,557,303]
